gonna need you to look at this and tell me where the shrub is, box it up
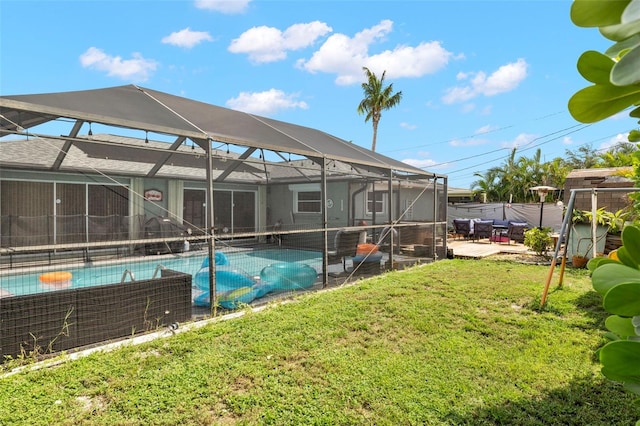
[589,225,640,419]
[523,227,552,257]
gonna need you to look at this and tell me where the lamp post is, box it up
[530,185,557,229]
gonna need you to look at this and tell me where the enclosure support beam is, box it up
[146,136,187,178]
[387,170,394,268]
[442,176,448,258]
[321,157,329,287]
[53,119,83,170]
[432,177,438,258]
[203,138,218,317]
[214,147,257,182]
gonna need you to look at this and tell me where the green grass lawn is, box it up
[1,259,638,425]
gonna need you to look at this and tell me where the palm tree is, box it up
[357,67,402,152]
[470,168,503,202]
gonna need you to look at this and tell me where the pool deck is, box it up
[447,238,532,259]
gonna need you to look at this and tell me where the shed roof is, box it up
[565,167,632,179]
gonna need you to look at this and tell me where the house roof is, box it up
[0,135,267,182]
[0,85,439,179]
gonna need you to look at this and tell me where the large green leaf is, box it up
[603,282,640,316]
[592,263,640,295]
[622,382,640,397]
[617,246,640,269]
[577,51,614,84]
[571,0,628,27]
[606,33,640,59]
[623,226,640,265]
[600,340,640,383]
[607,315,638,338]
[568,83,640,123]
[613,45,640,85]
[601,17,640,41]
[623,0,640,23]
[634,316,640,335]
[587,256,619,271]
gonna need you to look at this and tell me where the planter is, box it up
[1,269,192,360]
[567,223,608,260]
[572,255,588,268]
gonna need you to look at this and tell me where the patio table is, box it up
[491,224,509,244]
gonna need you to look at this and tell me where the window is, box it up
[295,190,322,213]
[366,191,387,214]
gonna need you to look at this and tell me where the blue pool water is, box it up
[0,248,322,297]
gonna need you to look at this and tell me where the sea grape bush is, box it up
[589,225,640,418]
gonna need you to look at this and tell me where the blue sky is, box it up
[0,0,632,189]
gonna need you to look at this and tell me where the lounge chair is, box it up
[507,222,528,244]
[473,220,493,242]
[328,230,362,271]
[452,219,472,240]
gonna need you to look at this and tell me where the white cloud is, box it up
[162,28,213,49]
[402,158,436,168]
[500,132,536,149]
[229,21,332,63]
[475,124,499,135]
[226,89,309,115]
[449,138,487,147]
[298,20,455,85]
[610,111,629,120]
[442,58,528,104]
[461,103,476,113]
[400,122,417,130]
[562,136,573,145]
[599,133,630,150]
[194,0,251,14]
[79,47,158,81]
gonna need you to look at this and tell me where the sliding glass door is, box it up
[183,188,256,235]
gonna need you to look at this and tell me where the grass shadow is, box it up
[443,374,638,425]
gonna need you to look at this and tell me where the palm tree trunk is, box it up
[371,120,379,152]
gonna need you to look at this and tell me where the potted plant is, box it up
[601,207,633,253]
[571,236,594,268]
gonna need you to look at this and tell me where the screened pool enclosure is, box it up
[0,85,447,358]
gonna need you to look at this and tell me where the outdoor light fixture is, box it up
[144,131,149,144]
[226,144,229,155]
[530,185,557,229]
[88,122,93,136]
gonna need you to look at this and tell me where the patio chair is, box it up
[452,219,472,240]
[473,220,494,242]
[507,222,528,244]
[328,230,361,271]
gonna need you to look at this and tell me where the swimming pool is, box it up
[0,248,322,297]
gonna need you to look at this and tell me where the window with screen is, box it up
[295,190,321,213]
[366,191,387,214]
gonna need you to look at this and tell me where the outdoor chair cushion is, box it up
[492,219,510,228]
[507,222,528,243]
[473,221,494,240]
[452,219,472,239]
